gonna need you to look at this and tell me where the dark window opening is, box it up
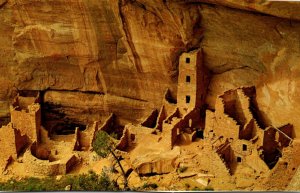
[237,157,242,162]
[186,76,191,83]
[243,144,247,151]
[186,96,190,104]
[186,57,190,63]
[196,129,204,139]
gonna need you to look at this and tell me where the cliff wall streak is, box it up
[0,0,299,135]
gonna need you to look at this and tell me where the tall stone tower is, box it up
[177,49,208,110]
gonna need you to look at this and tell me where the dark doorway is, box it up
[186,96,191,104]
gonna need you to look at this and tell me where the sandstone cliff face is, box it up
[0,0,300,135]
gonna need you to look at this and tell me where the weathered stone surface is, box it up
[0,0,201,127]
[287,166,300,191]
[199,4,300,136]
[0,0,300,138]
[178,172,197,178]
[180,0,300,21]
[132,146,180,175]
[127,171,143,189]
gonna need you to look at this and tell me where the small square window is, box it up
[237,157,242,162]
[186,76,190,83]
[186,96,190,104]
[186,57,190,63]
[243,144,247,151]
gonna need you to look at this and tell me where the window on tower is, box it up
[186,57,190,63]
[186,76,190,83]
[186,96,190,103]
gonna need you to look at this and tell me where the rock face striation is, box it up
[0,0,300,137]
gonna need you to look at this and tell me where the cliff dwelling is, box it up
[1,48,300,191]
[0,0,300,191]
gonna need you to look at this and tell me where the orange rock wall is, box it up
[0,0,300,136]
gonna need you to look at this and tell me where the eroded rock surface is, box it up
[0,0,300,135]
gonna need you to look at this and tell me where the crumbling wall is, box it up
[90,115,114,147]
[231,139,268,173]
[16,96,36,109]
[254,128,265,148]
[212,96,240,140]
[231,140,252,157]
[73,127,80,151]
[216,141,234,173]
[214,114,240,141]
[240,119,255,140]
[63,155,78,174]
[0,124,19,171]
[245,149,269,174]
[204,110,216,138]
[10,104,41,142]
[263,127,278,154]
[278,124,294,147]
[161,122,177,150]
[236,89,254,125]
[72,121,105,151]
[116,127,130,151]
[98,114,114,133]
[210,147,232,177]
[164,108,182,124]
[220,89,250,128]
[178,130,197,144]
[126,124,153,144]
[219,90,238,120]
[259,140,300,190]
[0,123,28,171]
[11,91,40,111]
[155,105,167,132]
[30,142,51,160]
[85,121,100,150]
[218,88,259,133]
[161,110,199,149]
[14,127,29,156]
[141,109,158,128]
[207,87,267,143]
[23,149,79,176]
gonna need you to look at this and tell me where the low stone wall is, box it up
[31,142,51,160]
[126,124,153,144]
[23,148,79,176]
